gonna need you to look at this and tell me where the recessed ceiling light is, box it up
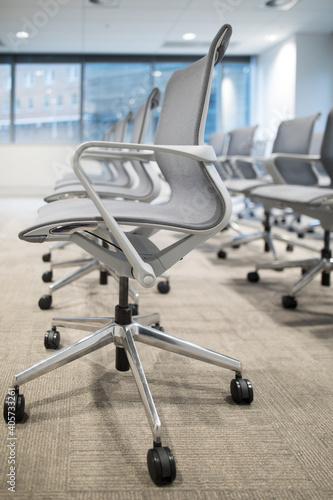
[265,34,278,42]
[261,0,299,10]
[182,33,196,41]
[16,31,29,39]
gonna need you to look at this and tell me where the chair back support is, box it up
[272,113,320,185]
[209,132,227,157]
[153,24,232,229]
[226,125,258,178]
[130,88,160,144]
[320,107,333,186]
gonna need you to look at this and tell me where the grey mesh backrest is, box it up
[153,25,232,228]
[272,113,320,185]
[226,125,258,178]
[320,108,333,187]
[130,88,160,144]
[209,132,226,156]
[113,111,133,142]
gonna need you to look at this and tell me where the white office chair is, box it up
[3,24,253,486]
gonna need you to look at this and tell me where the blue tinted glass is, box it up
[83,63,151,142]
[14,63,81,143]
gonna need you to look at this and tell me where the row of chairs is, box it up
[3,24,254,486]
[212,109,333,309]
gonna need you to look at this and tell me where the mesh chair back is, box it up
[153,24,232,229]
[209,132,226,157]
[272,113,320,185]
[320,108,333,187]
[226,125,258,178]
[130,88,160,144]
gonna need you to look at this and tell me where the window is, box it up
[15,99,21,114]
[71,93,78,108]
[83,62,151,141]
[1,56,252,144]
[0,64,11,143]
[43,95,50,111]
[44,69,55,85]
[57,95,63,109]
[14,63,81,143]
[24,72,34,88]
[27,98,34,113]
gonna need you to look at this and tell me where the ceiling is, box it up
[0,0,332,56]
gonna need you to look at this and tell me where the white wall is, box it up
[295,33,333,133]
[254,37,297,153]
[0,144,76,197]
[254,32,333,154]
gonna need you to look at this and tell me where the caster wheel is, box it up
[232,244,240,249]
[264,242,270,252]
[217,250,227,259]
[301,267,308,275]
[42,252,51,262]
[42,270,53,283]
[282,295,297,309]
[147,446,176,486]
[39,294,52,310]
[298,232,304,239]
[129,303,139,316]
[286,244,294,252]
[247,271,259,283]
[230,378,253,404]
[44,329,60,349]
[153,323,164,332]
[158,281,170,294]
[3,390,25,423]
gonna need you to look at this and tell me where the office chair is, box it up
[246,108,333,309]
[217,113,321,259]
[38,88,165,311]
[3,24,253,486]
[42,112,133,264]
[54,110,133,189]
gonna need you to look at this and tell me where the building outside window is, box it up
[14,63,81,143]
[1,57,252,144]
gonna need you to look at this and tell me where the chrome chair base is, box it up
[6,277,253,485]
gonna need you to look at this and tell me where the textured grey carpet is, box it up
[0,198,332,500]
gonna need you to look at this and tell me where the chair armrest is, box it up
[72,141,217,288]
[264,153,322,184]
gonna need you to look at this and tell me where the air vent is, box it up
[87,0,120,6]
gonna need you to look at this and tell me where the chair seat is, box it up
[20,194,224,242]
[250,184,333,205]
[224,178,270,195]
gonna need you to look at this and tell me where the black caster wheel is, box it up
[247,271,259,283]
[39,294,52,310]
[232,244,240,249]
[153,323,164,332]
[42,252,51,262]
[3,389,25,423]
[158,281,170,294]
[264,242,270,252]
[282,295,297,309]
[147,446,176,486]
[44,328,60,349]
[301,267,308,275]
[217,250,227,259]
[286,244,294,252]
[42,270,53,283]
[129,303,139,316]
[230,378,253,404]
[297,232,305,239]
